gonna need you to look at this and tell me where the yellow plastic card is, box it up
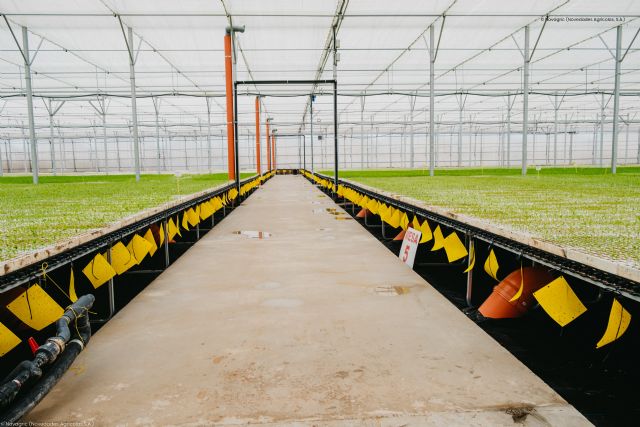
[510,264,525,302]
[484,249,500,281]
[411,216,420,230]
[379,204,389,222]
[533,276,587,327]
[187,208,199,227]
[596,298,631,349]
[167,218,178,240]
[463,241,475,273]
[128,234,153,264]
[143,229,158,257]
[360,195,370,209]
[400,213,409,230]
[419,219,433,243]
[82,253,116,288]
[158,223,165,246]
[110,241,136,274]
[366,198,379,215]
[200,202,213,220]
[387,208,401,228]
[175,216,182,237]
[69,268,78,302]
[0,322,21,356]
[431,226,445,251]
[7,284,65,331]
[181,212,190,231]
[443,232,468,263]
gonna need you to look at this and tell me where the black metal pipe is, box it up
[0,294,95,421]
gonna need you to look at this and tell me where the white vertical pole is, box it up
[128,26,141,181]
[611,25,622,174]
[22,27,38,183]
[522,25,530,175]
[429,24,435,176]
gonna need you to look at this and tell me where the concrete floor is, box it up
[27,176,590,426]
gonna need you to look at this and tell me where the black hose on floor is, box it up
[0,294,95,422]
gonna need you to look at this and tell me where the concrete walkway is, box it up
[27,176,590,426]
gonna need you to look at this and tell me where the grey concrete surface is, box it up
[26,176,591,426]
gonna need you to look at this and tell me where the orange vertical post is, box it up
[266,121,271,171]
[224,33,236,180]
[255,97,261,174]
[272,131,276,169]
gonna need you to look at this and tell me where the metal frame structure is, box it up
[234,79,339,190]
[0,2,638,181]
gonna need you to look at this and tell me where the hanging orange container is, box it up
[478,267,555,319]
[356,208,370,218]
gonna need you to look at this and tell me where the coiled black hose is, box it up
[0,294,95,422]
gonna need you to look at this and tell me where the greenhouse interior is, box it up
[0,1,638,426]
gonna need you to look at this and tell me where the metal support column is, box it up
[360,96,365,169]
[409,94,416,168]
[522,25,530,175]
[21,27,39,184]
[310,95,314,173]
[153,97,161,172]
[333,25,339,191]
[611,25,622,174]
[205,99,211,173]
[507,93,512,167]
[123,24,141,181]
[429,24,435,176]
[553,93,558,166]
[600,93,605,166]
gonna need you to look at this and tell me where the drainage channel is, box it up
[310,174,640,427]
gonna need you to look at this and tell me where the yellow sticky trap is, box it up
[596,298,631,349]
[484,249,500,281]
[419,220,433,244]
[0,322,21,356]
[463,241,475,273]
[187,208,199,227]
[82,253,116,288]
[143,229,158,257]
[69,268,78,303]
[167,218,178,241]
[127,234,153,264]
[175,216,182,237]
[7,284,65,331]
[360,195,370,209]
[379,204,389,222]
[181,212,190,231]
[510,264,525,302]
[533,276,587,327]
[400,213,409,230]
[200,202,213,220]
[366,198,379,215]
[109,241,136,275]
[158,223,165,246]
[411,216,420,230]
[443,232,468,263]
[387,208,401,228]
[431,226,445,251]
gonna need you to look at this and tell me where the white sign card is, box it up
[399,227,422,268]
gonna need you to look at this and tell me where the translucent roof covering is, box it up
[0,0,639,171]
